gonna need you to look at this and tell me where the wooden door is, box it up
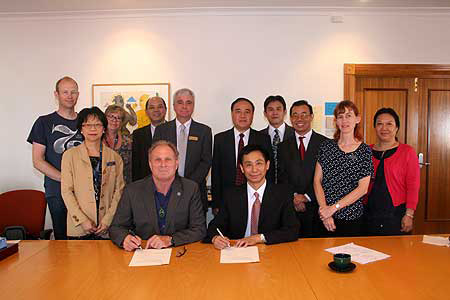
[344,64,450,234]
[416,79,450,233]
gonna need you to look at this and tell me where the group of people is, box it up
[27,76,420,250]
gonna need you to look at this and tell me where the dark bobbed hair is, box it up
[373,107,400,129]
[77,106,108,134]
[290,100,313,115]
[238,144,270,165]
[231,97,255,112]
[333,100,363,141]
[145,96,167,110]
[264,95,287,111]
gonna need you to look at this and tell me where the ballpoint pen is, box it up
[216,228,231,248]
[128,229,143,250]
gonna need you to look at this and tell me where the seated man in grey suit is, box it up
[153,88,212,214]
[109,140,206,251]
[207,144,299,249]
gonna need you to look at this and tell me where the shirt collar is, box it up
[269,122,286,135]
[234,127,250,139]
[295,128,312,139]
[176,118,192,129]
[247,180,267,202]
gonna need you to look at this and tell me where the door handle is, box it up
[418,153,431,169]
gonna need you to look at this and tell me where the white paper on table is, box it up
[129,248,172,266]
[325,242,390,264]
[7,240,21,244]
[422,235,450,247]
[220,246,260,264]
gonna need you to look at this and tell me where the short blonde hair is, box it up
[105,105,126,127]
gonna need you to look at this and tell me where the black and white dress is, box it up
[318,139,373,235]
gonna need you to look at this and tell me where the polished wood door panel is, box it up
[363,89,407,145]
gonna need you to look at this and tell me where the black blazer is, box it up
[132,124,153,181]
[211,128,272,209]
[109,176,206,248]
[278,130,328,204]
[260,123,295,142]
[207,183,299,245]
[153,119,212,212]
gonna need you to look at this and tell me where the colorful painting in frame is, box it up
[92,83,171,133]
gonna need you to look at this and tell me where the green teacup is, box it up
[333,253,351,268]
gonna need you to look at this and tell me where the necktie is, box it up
[251,192,261,235]
[178,124,187,176]
[272,129,281,184]
[235,133,245,186]
[299,136,305,161]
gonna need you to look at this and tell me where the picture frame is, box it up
[92,83,171,133]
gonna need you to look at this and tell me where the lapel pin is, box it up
[177,192,181,196]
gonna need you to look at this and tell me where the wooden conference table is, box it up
[1,235,449,300]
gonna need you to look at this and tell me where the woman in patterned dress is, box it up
[104,105,133,184]
[313,101,373,236]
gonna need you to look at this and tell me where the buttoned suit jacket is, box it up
[207,183,299,244]
[109,176,206,248]
[132,124,153,182]
[152,119,212,212]
[211,128,272,209]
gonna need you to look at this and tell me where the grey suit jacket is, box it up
[109,176,206,248]
[152,119,212,212]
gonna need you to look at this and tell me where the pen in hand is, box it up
[216,228,231,248]
[128,229,143,250]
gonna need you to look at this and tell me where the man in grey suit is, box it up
[260,95,295,183]
[109,140,206,251]
[153,88,212,213]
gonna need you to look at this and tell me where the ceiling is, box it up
[1,0,450,13]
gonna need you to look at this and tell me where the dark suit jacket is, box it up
[211,128,272,209]
[109,176,206,248]
[132,124,153,181]
[207,183,299,244]
[278,130,328,203]
[153,119,212,212]
[260,123,295,142]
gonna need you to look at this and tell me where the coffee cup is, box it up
[333,253,351,268]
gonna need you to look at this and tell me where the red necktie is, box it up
[251,192,261,235]
[235,133,245,186]
[299,136,305,160]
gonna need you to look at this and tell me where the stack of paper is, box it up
[422,235,450,247]
[129,248,172,266]
[220,246,260,264]
[325,243,390,264]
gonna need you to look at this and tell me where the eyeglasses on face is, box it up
[107,115,122,121]
[291,112,311,119]
[82,123,103,129]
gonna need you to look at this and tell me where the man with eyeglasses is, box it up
[278,100,328,238]
[27,76,83,239]
[109,140,206,251]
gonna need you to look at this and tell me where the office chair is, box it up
[0,189,53,240]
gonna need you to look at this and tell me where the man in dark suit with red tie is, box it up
[207,144,299,248]
[211,98,272,214]
[278,100,328,238]
[260,95,295,183]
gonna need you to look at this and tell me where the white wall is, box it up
[1,10,450,208]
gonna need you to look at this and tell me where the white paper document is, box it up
[220,246,260,264]
[325,243,390,264]
[422,235,450,247]
[129,248,172,266]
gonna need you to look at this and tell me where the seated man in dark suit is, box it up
[278,100,328,238]
[109,140,206,251]
[207,145,299,248]
[260,95,295,184]
[132,96,167,181]
[212,98,272,214]
[153,88,212,214]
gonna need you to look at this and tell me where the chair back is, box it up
[0,190,47,239]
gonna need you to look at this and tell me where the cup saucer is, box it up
[328,261,356,273]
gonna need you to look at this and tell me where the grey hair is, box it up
[148,140,179,159]
[173,88,195,103]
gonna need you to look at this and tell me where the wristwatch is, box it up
[335,203,341,210]
[260,234,267,243]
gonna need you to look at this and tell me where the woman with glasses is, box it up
[104,105,133,184]
[314,101,373,237]
[61,107,124,239]
[365,108,420,235]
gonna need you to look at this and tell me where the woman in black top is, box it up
[314,101,373,237]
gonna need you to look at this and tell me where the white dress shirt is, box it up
[244,180,266,237]
[268,122,286,143]
[294,129,313,202]
[234,127,250,164]
[176,118,192,144]
[150,124,156,137]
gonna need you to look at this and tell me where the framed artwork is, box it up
[92,83,171,133]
